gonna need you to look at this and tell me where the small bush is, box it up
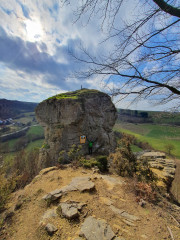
[0,173,19,213]
[116,132,152,151]
[109,136,157,184]
[79,155,108,172]
[136,158,157,183]
[96,155,108,172]
[164,143,175,155]
[80,157,99,169]
[9,149,40,187]
[68,144,82,162]
[109,138,136,177]
[58,150,66,164]
[41,143,50,149]
[134,181,158,203]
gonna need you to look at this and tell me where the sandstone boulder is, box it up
[36,89,117,168]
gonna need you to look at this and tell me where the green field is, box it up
[26,125,44,137]
[3,138,44,166]
[114,122,180,159]
[0,125,44,153]
[25,139,44,152]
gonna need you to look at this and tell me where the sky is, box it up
[0,0,178,111]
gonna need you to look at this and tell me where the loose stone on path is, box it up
[45,223,58,235]
[59,202,79,220]
[79,216,115,240]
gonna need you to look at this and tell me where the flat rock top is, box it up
[140,152,166,158]
[44,89,109,102]
[69,176,95,192]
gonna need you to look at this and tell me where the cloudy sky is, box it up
[0,0,178,110]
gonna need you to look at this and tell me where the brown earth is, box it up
[2,167,180,240]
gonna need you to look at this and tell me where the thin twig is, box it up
[167,226,175,240]
[169,214,180,227]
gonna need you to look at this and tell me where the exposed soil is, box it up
[1,166,180,240]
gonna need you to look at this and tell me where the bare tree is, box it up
[65,0,180,109]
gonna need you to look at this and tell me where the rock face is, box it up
[137,151,176,191]
[36,89,117,168]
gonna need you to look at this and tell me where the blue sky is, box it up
[0,0,178,111]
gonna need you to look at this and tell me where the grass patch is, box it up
[46,89,102,101]
[0,125,44,158]
[114,123,180,159]
[25,139,44,152]
[131,144,142,152]
[1,125,44,152]
[27,125,44,137]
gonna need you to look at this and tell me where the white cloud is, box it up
[0,0,179,111]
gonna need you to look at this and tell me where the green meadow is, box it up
[0,125,44,153]
[26,125,44,137]
[114,122,180,159]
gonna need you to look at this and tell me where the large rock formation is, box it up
[36,89,117,168]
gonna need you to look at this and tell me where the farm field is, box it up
[2,132,44,166]
[13,111,36,124]
[114,122,180,159]
[0,125,44,153]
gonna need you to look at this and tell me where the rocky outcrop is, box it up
[137,151,176,191]
[35,89,117,168]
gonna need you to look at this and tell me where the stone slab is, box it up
[80,216,115,240]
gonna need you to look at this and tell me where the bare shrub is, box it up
[10,149,39,187]
[0,172,19,213]
[134,181,158,203]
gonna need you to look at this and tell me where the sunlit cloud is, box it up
[0,0,178,111]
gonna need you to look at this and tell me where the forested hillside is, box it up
[0,99,38,119]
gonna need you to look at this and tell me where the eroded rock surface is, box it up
[79,216,115,240]
[35,89,117,168]
[58,201,85,220]
[42,176,95,203]
[59,202,79,219]
[137,151,176,190]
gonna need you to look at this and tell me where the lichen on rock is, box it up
[35,89,117,168]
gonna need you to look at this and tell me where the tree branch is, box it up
[153,0,180,18]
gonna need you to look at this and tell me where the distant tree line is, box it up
[117,109,151,123]
[118,109,149,118]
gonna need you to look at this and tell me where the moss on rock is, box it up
[46,89,103,101]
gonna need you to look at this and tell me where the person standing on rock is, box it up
[87,137,95,155]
